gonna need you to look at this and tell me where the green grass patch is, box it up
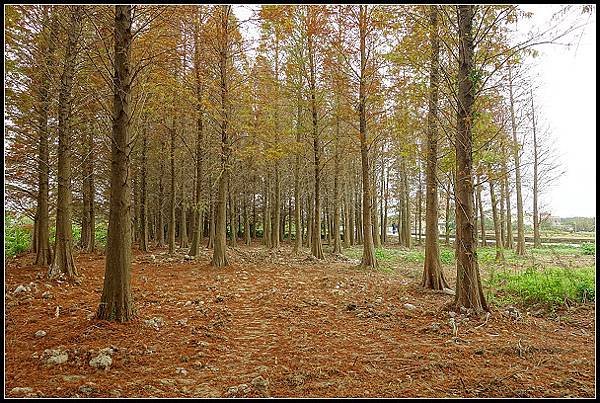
[487,266,595,309]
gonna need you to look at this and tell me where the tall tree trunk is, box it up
[499,177,506,250]
[293,97,302,253]
[34,7,58,267]
[531,91,541,248]
[489,176,505,262]
[180,196,188,249]
[476,175,486,246]
[453,5,488,311]
[504,158,513,249]
[508,65,525,255]
[168,125,176,254]
[211,5,231,267]
[358,5,377,268]
[307,15,323,260]
[333,128,342,253]
[81,126,95,252]
[157,158,165,247]
[97,5,134,321]
[140,124,149,251]
[445,184,451,246]
[49,6,81,279]
[189,10,205,257]
[422,5,448,290]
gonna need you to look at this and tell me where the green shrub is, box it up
[5,214,31,258]
[490,266,595,307]
[94,221,108,247]
[440,249,454,264]
[581,242,595,255]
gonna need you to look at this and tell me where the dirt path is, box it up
[4,246,595,397]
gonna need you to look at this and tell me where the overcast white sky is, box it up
[522,5,596,218]
[233,5,596,218]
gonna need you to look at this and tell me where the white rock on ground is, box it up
[44,349,68,366]
[403,303,416,310]
[35,330,47,338]
[10,387,34,395]
[89,353,112,370]
[13,285,29,294]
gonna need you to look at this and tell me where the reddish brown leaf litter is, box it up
[4,245,595,398]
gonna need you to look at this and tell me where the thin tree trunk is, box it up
[421,5,448,290]
[307,15,323,260]
[453,5,488,311]
[358,5,377,268]
[34,8,58,267]
[168,125,176,254]
[508,65,525,255]
[489,176,505,262]
[49,6,81,279]
[140,124,149,251]
[211,5,231,267]
[97,5,134,321]
[531,91,541,248]
[477,175,486,246]
[189,11,205,257]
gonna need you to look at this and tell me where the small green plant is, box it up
[581,242,595,256]
[440,249,454,264]
[5,214,31,258]
[94,221,109,248]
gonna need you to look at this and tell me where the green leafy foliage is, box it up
[5,214,31,258]
[581,242,595,255]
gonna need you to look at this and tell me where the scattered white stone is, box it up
[89,353,112,370]
[10,387,34,395]
[14,285,28,294]
[403,303,416,310]
[176,367,188,375]
[144,316,164,329]
[54,306,60,318]
[251,375,269,391]
[184,301,192,307]
[375,297,383,304]
[35,330,47,338]
[44,348,68,366]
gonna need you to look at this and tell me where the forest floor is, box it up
[4,243,596,398]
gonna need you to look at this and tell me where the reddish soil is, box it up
[4,244,596,398]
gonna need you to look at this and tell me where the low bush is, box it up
[581,242,595,255]
[5,215,31,258]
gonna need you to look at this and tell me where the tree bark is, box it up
[97,5,134,321]
[48,6,81,279]
[531,91,541,248]
[211,5,231,267]
[140,124,149,251]
[34,7,58,267]
[168,125,176,254]
[453,5,488,312]
[358,5,377,268]
[489,176,505,262]
[307,12,324,260]
[421,5,448,290]
[508,65,525,255]
[189,9,205,257]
